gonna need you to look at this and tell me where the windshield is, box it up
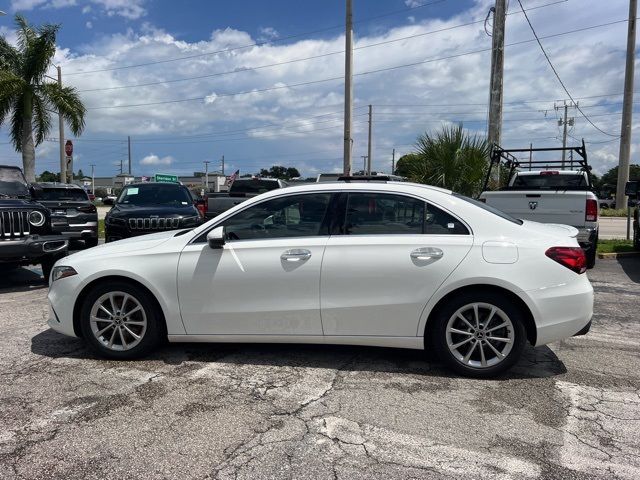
[33,188,88,201]
[454,194,523,225]
[230,180,282,194]
[117,184,192,206]
[510,173,587,190]
[0,168,29,197]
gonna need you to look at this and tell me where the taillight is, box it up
[545,247,587,274]
[585,199,598,222]
[78,205,97,213]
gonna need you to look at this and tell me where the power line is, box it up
[516,0,620,137]
[62,0,450,76]
[85,18,630,111]
[75,0,567,94]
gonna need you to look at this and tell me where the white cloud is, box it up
[404,0,423,8]
[10,0,146,18]
[140,154,173,166]
[85,21,93,29]
[258,26,279,43]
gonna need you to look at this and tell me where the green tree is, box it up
[599,164,640,192]
[0,15,86,182]
[394,153,420,177]
[259,165,301,180]
[409,124,490,197]
[37,170,59,182]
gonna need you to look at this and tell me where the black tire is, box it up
[634,226,640,251]
[84,238,99,248]
[80,281,163,359]
[586,242,597,269]
[40,257,56,283]
[431,291,527,378]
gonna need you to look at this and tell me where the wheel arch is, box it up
[72,275,167,338]
[422,284,537,347]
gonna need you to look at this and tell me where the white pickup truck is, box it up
[479,145,599,268]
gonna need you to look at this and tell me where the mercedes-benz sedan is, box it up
[47,181,593,377]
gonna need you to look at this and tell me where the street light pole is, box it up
[57,66,66,182]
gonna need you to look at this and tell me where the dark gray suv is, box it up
[31,183,99,248]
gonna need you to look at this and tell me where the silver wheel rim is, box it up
[89,291,147,351]
[445,302,515,369]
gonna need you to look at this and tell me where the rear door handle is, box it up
[281,248,312,262]
[410,247,444,261]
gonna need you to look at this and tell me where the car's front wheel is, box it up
[432,292,527,378]
[80,281,163,359]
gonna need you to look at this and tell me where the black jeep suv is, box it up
[31,182,99,248]
[104,182,202,242]
[0,165,68,280]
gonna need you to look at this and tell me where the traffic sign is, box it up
[64,140,73,156]
[154,173,178,183]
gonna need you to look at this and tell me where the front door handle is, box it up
[410,247,444,261]
[281,248,312,262]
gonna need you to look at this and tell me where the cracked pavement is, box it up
[0,257,639,479]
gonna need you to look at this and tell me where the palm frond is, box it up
[10,95,25,153]
[0,72,27,128]
[21,18,59,83]
[39,82,86,136]
[14,15,36,58]
[32,93,52,146]
[0,36,22,73]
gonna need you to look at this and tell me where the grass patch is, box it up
[597,239,635,254]
[600,208,631,217]
[98,219,105,238]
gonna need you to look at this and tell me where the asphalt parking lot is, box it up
[0,258,639,479]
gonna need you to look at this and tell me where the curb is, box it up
[597,251,640,259]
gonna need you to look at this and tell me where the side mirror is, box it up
[207,226,225,249]
[625,181,639,198]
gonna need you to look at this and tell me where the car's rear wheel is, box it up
[80,281,163,359]
[432,292,526,378]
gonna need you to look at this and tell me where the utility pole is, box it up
[221,155,225,176]
[119,159,123,175]
[127,136,132,175]
[391,148,395,174]
[367,105,373,175]
[616,0,637,213]
[203,160,210,189]
[343,0,353,176]
[90,163,95,194]
[361,155,368,172]
[57,65,66,184]
[555,101,575,167]
[487,0,506,186]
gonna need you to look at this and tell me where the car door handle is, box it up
[281,249,312,262]
[410,247,444,261]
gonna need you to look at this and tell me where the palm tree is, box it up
[0,15,85,182]
[409,124,490,197]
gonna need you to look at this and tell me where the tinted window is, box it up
[33,188,89,201]
[340,193,468,235]
[510,173,587,190]
[221,193,331,241]
[0,168,29,197]
[455,194,522,225]
[117,184,192,206]
[229,179,283,194]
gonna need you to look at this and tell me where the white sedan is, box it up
[47,181,593,377]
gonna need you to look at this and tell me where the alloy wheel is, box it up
[445,302,515,369]
[89,291,147,351]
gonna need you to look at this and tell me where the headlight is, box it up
[28,210,45,227]
[181,215,201,226]
[51,266,77,282]
[106,216,126,226]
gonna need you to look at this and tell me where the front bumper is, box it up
[0,235,68,263]
[526,274,594,346]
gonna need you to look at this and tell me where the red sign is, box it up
[64,140,73,156]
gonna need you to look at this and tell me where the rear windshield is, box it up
[117,184,192,206]
[509,173,587,190]
[230,180,282,194]
[454,194,523,225]
[33,188,88,201]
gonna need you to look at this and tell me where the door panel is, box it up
[320,235,473,337]
[178,237,328,335]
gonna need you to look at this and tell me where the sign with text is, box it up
[154,173,178,183]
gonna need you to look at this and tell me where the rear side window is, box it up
[34,188,89,201]
[339,192,469,235]
[510,173,587,190]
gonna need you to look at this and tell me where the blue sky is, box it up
[0,0,636,178]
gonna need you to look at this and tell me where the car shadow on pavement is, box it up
[617,256,640,283]
[0,267,46,293]
[31,328,567,380]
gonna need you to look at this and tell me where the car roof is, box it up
[33,182,83,189]
[125,182,186,187]
[278,180,452,195]
[0,164,23,170]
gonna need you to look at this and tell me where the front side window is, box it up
[340,192,469,235]
[221,193,331,241]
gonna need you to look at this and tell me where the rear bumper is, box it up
[0,235,68,263]
[576,226,598,248]
[526,274,594,346]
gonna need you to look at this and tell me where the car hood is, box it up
[109,204,196,217]
[0,198,40,208]
[521,220,579,239]
[66,230,178,261]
